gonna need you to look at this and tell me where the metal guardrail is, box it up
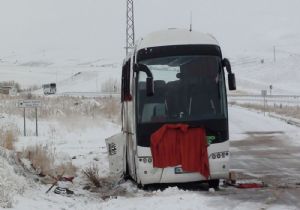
[58,92,120,98]
[228,94,300,106]
[58,93,300,104]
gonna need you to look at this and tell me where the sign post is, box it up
[269,85,273,96]
[35,107,38,136]
[17,100,41,136]
[23,108,26,136]
[261,90,267,116]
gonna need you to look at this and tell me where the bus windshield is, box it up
[137,56,227,123]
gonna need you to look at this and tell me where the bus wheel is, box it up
[137,182,143,189]
[208,179,220,190]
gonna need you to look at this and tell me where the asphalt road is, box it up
[225,107,300,208]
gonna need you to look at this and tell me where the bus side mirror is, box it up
[135,63,154,96]
[146,77,154,96]
[222,58,236,91]
[228,73,236,91]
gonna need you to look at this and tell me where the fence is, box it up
[228,94,300,107]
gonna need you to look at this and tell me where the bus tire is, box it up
[208,179,220,190]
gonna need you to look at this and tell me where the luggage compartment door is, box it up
[105,133,126,177]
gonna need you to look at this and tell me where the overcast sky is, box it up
[0,0,299,61]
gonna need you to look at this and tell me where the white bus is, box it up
[42,83,56,95]
[106,29,236,188]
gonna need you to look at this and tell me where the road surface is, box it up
[226,106,300,208]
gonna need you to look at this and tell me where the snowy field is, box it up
[1,50,300,95]
[1,45,300,210]
[1,39,300,210]
[1,98,300,209]
[1,0,300,209]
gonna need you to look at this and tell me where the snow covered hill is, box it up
[0,1,300,94]
[232,51,300,94]
[0,58,121,94]
[2,51,299,95]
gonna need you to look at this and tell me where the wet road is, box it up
[225,107,300,208]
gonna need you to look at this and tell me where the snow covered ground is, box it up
[1,102,300,210]
[1,49,300,210]
[1,1,300,209]
[1,39,300,210]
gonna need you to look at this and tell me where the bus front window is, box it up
[137,56,226,123]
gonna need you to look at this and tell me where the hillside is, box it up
[0,0,300,94]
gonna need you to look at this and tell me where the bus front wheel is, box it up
[208,179,220,190]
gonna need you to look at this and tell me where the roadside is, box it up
[1,99,300,209]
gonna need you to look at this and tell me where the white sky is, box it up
[0,0,300,61]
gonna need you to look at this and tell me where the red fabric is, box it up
[150,124,210,178]
[61,177,75,183]
[237,183,264,189]
[151,124,186,167]
[180,128,210,178]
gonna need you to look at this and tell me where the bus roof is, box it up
[123,29,220,64]
[136,28,219,51]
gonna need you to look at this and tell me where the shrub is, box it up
[21,144,77,178]
[83,164,102,188]
[22,145,55,176]
[0,129,17,150]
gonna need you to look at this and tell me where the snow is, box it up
[1,101,300,209]
[232,52,300,95]
[137,29,219,50]
[0,149,28,208]
[229,106,300,144]
[0,1,300,209]
[0,60,121,92]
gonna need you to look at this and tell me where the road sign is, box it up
[17,100,41,108]
[261,90,267,97]
[16,100,41,136]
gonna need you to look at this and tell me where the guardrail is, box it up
[58,92,120,98]
[228,94,300,106]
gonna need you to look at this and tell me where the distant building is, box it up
[0,85,18,96]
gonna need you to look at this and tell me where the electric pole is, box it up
[189,11,193,32]
[126,0,135,55]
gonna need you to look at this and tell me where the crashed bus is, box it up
[106,29,236,188]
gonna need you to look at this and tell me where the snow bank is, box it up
[0,148,28,208]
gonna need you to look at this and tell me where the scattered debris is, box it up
[208,188,215,193]
[45,171,65,194]
[54,187,74,196]
[224,171,266,189]
[237,183,265,189]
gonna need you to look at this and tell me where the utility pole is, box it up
[189,11,193,32]
[126,0,135,55]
